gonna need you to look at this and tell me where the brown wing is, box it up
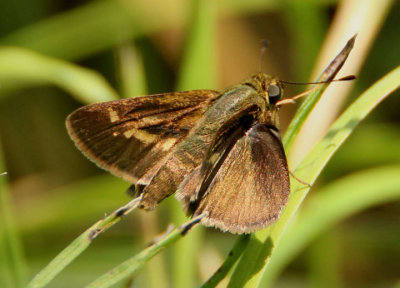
[175,109,256,212]
[66,90,219,184]
[177,123,289,234]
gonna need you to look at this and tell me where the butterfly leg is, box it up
[126,183,146,198]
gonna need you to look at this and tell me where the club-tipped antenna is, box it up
[276,75,356,106]
[280,75,356,85]
[259,39,270,72]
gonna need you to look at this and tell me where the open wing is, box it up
[177,123,290,234]
[66,90,219,184]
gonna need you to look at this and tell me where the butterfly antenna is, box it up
[276,75,356,106]
[280,75,356,86]
[259,39,269,72]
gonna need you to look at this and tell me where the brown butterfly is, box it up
[66,36,355,234]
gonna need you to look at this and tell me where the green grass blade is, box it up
[196,35,356,288]
[177,0,217,91]
[227,66,400,287]
[116,43,170,288]
[117,43,147,98]
[282,1,326,79]
[292,65,399,184]
[0,141,26,288]
[218,0,336,15]
[201,235,250,288]
[84,218,202,288]
[17,176,127,234]
[0,47,119,103]
[202,35,356,288]
[26,197,142,288]
[0,0,304,62]
[172,1,217,287]
[262,164,400,287]
[0,0,185,61]
[283,35,356,153]
[306,230,343,288]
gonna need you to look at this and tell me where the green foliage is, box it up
[0,0,399,287]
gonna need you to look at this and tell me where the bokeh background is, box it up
[0,0,399,287]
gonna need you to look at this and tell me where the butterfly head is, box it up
[241,73,284,127]
[246,73,284,108]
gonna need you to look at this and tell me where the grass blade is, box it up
[201,235,250,288]
[0,0,185,61]
[0,47,119,103]
[26,197,142,288]
[262,164,400,286]
[0,141,26,288]
[84,216,203,288]
[172,0,217,286]
[177,0,217,91]
[227,65,400,287]
[283,35,356,153]
[198,34,357,288]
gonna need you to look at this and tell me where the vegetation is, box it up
[0,0,399,287]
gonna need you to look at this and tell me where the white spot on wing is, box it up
[108,107,119,123]
[161,138,176,151]
[123,128,158,144]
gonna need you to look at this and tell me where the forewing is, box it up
[189,123,289,234]
[66,90,219,184]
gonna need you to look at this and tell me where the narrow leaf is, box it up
[262,165,400,286]
[26,197,141,288]
[84,217,203,288]
[0,47,119,103]
[227,66,400,287]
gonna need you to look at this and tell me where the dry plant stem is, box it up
[283,35,356,156]
[291,0,394,165]
[26,195,143,288]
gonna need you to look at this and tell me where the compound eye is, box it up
[267,84,281,104]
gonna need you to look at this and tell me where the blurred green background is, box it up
[0,0,399,287]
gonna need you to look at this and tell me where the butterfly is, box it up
[66,36,355,234]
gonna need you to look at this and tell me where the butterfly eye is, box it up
[267,84,281,104]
